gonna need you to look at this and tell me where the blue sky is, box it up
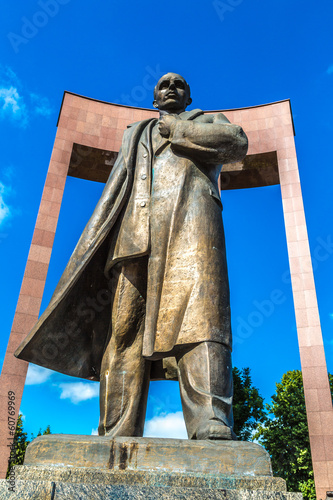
[0,0,332,439]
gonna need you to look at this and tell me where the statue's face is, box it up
[153,73,192,113]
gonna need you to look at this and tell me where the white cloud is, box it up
[144,411,187,439]
[26,364,54,385]
[0,167,21,226]
[0,182,11,225]
[0,68,28,127]
[91,428,98,435]
[58,382,99,404]
[0,86,27,126]
[0,65,53,127]
[0,86,22,114]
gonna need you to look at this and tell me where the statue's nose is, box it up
[169,82,176,90]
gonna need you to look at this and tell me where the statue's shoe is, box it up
[196,421,237,440]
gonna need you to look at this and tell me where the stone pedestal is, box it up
[0,435,303,499]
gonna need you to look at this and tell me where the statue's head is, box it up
[153,73,192,114]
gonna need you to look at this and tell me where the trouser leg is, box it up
[177,341,234,440]
[98,258,151,437]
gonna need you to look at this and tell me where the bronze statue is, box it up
[15,73,248,440]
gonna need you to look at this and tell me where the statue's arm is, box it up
[165,113,248,164]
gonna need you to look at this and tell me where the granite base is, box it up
[0,435,303,499]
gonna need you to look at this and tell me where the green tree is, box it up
[232,367,266,440]
[37,424,51,437]
[7,413,29,474]
[254,370,333,500]
[6,415,51,476]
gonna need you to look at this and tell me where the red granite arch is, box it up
[0,93,331,498]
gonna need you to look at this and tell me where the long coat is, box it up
[15,109,248,380]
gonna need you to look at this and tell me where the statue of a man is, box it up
[15,73,248,440]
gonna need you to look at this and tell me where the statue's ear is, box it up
[187,97,193,106]
[153,100,159,109]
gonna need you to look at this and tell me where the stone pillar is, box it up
[278,118,333,500]
[0,132,70,478]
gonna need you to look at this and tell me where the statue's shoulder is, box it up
[127,117,157,129]
[180,108,204,121]
[194,111,230,124]
[126,120,144,129]
[121,117,155,145]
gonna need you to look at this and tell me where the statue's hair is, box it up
[154,73,191,100]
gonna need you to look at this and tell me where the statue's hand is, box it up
[158,114,180,138]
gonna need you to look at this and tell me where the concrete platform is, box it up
[23,434,273,476]
[0,435,303,499]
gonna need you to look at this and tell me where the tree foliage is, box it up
[7,414,29,471]
[233,367,266,440]
[37,424,51,437]
[254,370,333,500]
[6,415,51,477]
